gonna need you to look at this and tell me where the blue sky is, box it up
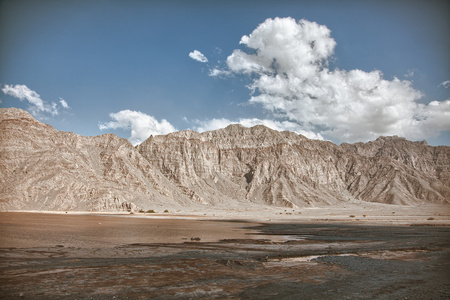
[1,0,449,146]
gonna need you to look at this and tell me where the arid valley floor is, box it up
[1,205,450,299]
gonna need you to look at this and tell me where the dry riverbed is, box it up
[0,211,449,299]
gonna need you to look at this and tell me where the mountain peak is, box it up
[0,107,35,121]
[375,136,407,142]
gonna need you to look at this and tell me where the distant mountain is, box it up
[1,108,449,211]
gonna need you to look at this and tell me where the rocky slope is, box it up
[138,126,449,207]
[0,108,187,211]
[1,108,449,211]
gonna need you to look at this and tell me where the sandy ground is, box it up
[1,204,450,299]
[5,201,450,224]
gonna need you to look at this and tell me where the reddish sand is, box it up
[0,212,266,248]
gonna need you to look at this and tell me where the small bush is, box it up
[349,215,355,218]
[146,209,156,213]
[363,215,366,217]
[164,209,169,213]
[427,217,435,220]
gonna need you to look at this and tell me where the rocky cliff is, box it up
[1,108,449,211]
[138,125,449,207]
[0,108,187,211]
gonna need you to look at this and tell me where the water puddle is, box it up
[246,233,308,243]
[265,253,357,267]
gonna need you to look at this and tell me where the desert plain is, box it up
[1,108,450,298]
[1,203,449,300]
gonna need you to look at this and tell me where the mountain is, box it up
[138,125,449,207]
[0,108,187,211]
[1,108,449,211]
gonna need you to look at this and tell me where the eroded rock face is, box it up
[138,124,450,207]
[339,137,450,205]
[0,108,185,211]
[1,108,449,211]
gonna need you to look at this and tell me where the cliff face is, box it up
[338,137,449,205]
[0,108,185,211]
[138,125,450,207]
[1,108,449,211]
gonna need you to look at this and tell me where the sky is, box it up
[1,0,449,146]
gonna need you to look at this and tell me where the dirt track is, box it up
[0,213,449,299]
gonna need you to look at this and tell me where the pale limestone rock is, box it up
[1,108,449,211]
[0,108,187,211]
[139,122,449,207]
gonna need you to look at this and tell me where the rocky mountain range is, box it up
[1,107,449,211]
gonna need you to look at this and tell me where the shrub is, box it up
[164,209,169,213]
[427,217,435,220]
[146,209,156,213]
[349,215,355,218]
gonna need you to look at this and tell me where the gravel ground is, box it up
[1,214,449,299]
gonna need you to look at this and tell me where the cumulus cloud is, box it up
[411,100,450,138]
[189,50,208,63]
[1,84,61,117]
[212,17,449,142]
[99,110,177,146]
[191,117,324,140]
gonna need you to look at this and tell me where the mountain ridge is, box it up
[1,107,449,211]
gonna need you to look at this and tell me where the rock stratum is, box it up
[1,108,449,211]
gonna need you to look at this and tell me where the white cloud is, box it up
[440,80,450,88]
[192,118,234,133]
[209,68,232,77]
[189,50,208,63]
[1,84,59,116]
[191,117,324,140]
[410,100,450,139]
[59,98,70,109]
[99,110,177,146]
[1,84,70,118]
[212,17,450,143]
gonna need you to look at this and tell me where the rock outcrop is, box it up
[1,108,449,211]
[138,125,449,207]
[0,108,186,211]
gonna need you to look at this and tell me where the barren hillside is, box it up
[1,108,449,211]
[0,108,186,211]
